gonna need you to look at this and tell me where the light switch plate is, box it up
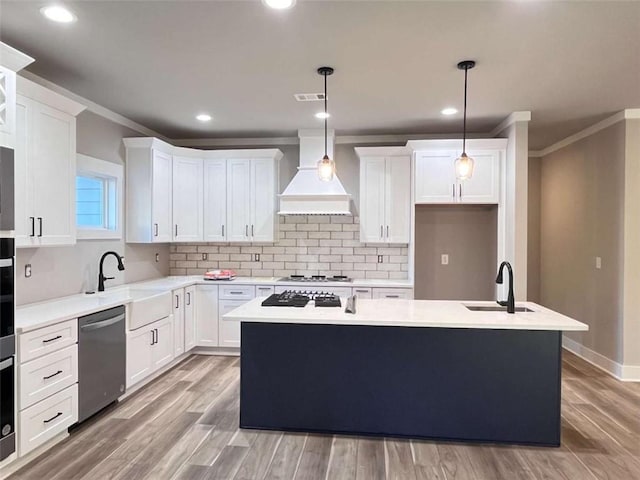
[441,254,449,265]
[596,257,602,269]
[202,253,208,261]
[155,253,160,263]
[25,264,32,277]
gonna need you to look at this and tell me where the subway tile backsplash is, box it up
[170,215,409,279]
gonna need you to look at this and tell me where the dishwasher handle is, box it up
[80,314,125,332]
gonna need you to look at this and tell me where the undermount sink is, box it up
[465,305,534,313]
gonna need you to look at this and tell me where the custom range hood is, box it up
[278,130,352,215]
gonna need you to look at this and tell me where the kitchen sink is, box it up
[465,305,534,313]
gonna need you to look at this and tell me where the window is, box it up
[76,154,123,240]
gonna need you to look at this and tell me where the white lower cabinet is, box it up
[18,384,78,456]
[218,300,244,348]
[126,325,154,388]
[126,315,175,388]
[173,288,185,357]
[195,285,219,347]
[372,288,414,299]
[184,285,196,351]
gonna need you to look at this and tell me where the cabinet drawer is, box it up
[219,285,255,300]
[372,288,413,300]
[352,287,372,299]
[19,384,78,456]
[19,345,78,410]
[19,319,78,363]
[254,285,274,297]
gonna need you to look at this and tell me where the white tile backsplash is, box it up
[169,215,409,279]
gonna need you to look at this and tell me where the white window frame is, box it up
[76,153,123,240]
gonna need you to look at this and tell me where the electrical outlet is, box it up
[202,253,208,261]
[377,255,383,263]
[25,264,32,278]
[441,254,449,265]
[595,257,602,269]
[254,253,260,262]
[155,253,160,263]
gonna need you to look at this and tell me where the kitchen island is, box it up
[224,299,588,447]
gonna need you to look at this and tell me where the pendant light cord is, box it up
[463,65,468,154]
[324,72,328,157]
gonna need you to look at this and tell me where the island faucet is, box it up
[98,251,125,292]
[495,261,515,314]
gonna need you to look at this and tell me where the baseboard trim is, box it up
[562,336,640,382]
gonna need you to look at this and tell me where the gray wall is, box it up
[16,111,169,305]
[539,121,626,363]
[527,156,541,302]
[414,205,498,301]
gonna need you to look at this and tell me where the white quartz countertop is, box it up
[15,275,414,333]
[223,298,589,331]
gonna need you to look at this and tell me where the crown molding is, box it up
[490,111,532,137]
[529,109,640,158]
[0,42,34,72]
[18,71,168,140]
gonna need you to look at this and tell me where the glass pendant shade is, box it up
[454,152,474,181]
[318,155,335,182]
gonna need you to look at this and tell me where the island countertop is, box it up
[224,298,588,331]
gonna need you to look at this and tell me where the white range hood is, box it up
[279,130,352,215]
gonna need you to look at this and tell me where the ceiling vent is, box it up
[294,93,326,102]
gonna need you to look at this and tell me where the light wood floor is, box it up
[8,351,640,480]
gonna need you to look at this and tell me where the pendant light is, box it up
[454,60,476,181]
[317,66,335,182]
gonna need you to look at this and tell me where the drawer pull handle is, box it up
[386,295,400,298]
[229,291,244,295]
[355,289,369,293]
[42,335,62,344]
[43,412,63,424]
[43,370,63,380]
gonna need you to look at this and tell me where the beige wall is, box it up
[16,111,169,305]
[414,205,498,301]
[539,122,626,363]
[527,156,541,302]
[623,119,640,366]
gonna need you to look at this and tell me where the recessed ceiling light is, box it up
[441,107,458,116]
[315,112,330,119]
[196,114,212,122]
[262,0,296,9]
[40,5,77,23]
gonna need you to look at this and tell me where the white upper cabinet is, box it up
[414,150,457,203]
[124,138,173,243]
[250,157,277,242]
[356,147,411,244]
[0,42,34,148]
[226,158,252,242]
[124,139,281,244]
[172,155,203,241]
[409,139,506,205]
[203,159,227,242]
[225,156,279,243]
[15,77,85,247]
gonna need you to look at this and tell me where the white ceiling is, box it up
[1,0,638,150]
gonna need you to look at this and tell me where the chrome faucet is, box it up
[98,251,125,292]
[496,261,515,314]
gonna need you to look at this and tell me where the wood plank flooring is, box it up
[8,351,640,480]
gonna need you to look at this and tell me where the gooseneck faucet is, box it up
[98,251,125,292]
[495,261,515,314]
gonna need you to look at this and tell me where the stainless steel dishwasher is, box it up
[78,305,126,423]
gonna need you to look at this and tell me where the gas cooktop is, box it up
[261,290,342,308]
[278,275,352,283]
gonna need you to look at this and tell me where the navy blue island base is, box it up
[240,322,562,447]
